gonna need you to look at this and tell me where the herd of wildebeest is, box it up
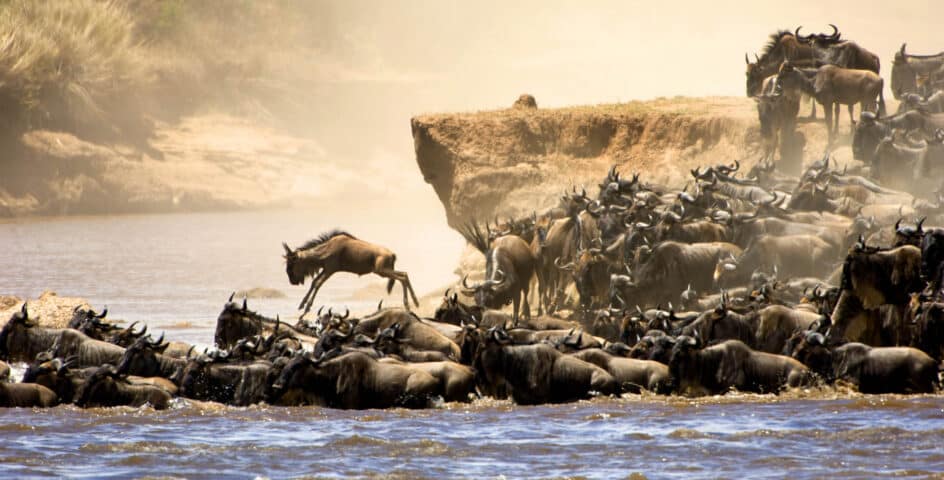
[2,27,944,410]
[750,25,944,185]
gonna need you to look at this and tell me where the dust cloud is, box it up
[296,0,936,218]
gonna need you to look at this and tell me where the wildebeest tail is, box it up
[386,278,396,294]
[459,219,490,254]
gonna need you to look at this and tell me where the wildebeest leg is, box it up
[809,96,817,119]
[521,283,531,320]
[824,103,834,143]
[833,103,840,135]
[377,270,420,309]
[512,294,520,328]
[301,271,333,317]
[848,103,855,133]
[298,270,324,311]
[297,272,319,310]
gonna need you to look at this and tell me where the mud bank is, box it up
[0,115,321,217]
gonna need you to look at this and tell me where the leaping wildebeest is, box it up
[283,230,419,316]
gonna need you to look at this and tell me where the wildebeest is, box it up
[374,323,454,362]
[831,343,938,393]
[745,29,816,98]
[0,304,66,362]
[669,336,815,396]
[52,328,127,369]
[0,381,59,408]
[891,44,944,99]
[612,241,743,308]
[714,234,836,287]
[283,230,419,315]
[555,246,611,311]
[920,227,944,292]
[570,348,672,393]
[115,334,188,379]
[74,364,172,409]
[460,230,537,325]
[354,309,461,359]
[473,327,617,404]
[853,110,944,164]
[270,350,438,409]
[214,296,315,350]
[776,62,886,139]
[176,351,273,406]
[379,358,475,402]
[907,294,944,362]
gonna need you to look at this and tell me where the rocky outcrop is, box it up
[0,291,91,329]
[412,96,835,228]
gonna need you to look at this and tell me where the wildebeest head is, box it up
[115,333,169,377]
[282,243,305,285]
[74,364,122,408]
[787,331,833,380]
[461,269,511,309]
[67,306,110,333]
[891,45,918,100]
[852,111,888,163]
[894,217,926,247]
[457,321,484,365]
[712,253,741,288]
[270,352,318,400]
[23,356,78,402]
[0,303,33,360]
[214,295,262,349]
[788,181,832,212]
[433,289,473,326]
[798,24,841,46]
[668,334,701,375]
[107,321,148,348]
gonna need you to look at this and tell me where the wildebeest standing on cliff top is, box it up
[282,230,420,316]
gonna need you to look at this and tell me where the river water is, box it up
[1,212,943,479]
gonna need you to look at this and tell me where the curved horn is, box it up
[493,269,507,286]
[461,274,480,292]
[282,242,293,255]
[917,217,926,232]
[555,257,576,270]
[828,24,839,39]
[900,43,907,57]
[745,53,750,65]
[341,308,350,320]
[96,307,108,319]
[228,292,235,303]
[242,298,248,311]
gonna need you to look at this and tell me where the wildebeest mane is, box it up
[298,230,356,251]
[758,30,794,62]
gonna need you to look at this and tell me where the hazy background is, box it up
[299,0,937,216]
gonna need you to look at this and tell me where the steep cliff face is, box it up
[412,96,833,228]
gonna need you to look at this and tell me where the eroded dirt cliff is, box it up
[413,96,837,228]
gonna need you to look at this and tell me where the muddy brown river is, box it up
[2,212,944,479]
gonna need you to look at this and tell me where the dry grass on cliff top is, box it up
[415,96,756,122]
[0,0,148,133]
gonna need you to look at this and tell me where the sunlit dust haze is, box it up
[271,0,936,216]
